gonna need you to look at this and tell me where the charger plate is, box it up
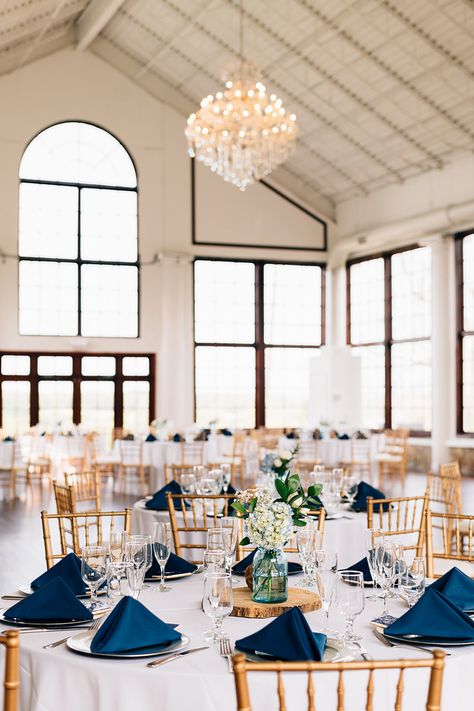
[0,609,94,628]
[242,638,357,663]
[383,630,474,648]
[67,630,190,659]
[19,584,107,599]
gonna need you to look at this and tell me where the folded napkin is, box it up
[385,587,474,642]
[232,550,302,576]
[339,557,372,583]
[430,567,474,612]
[4,578,93,623]
[145,434,157,442]
[3,436,14,442]
[352,481,388,512]
[236,606,327,661]
[31,552,87,596]
[172,433,183,442]
[90,595,181,654]
[221,428,233,436]
[145,480,189,510]
[147,551,197,578]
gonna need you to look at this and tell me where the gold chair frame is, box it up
[425,508,474,579]
[64,470,101,510]
[164,463,203,485]
[0,631,19,711]
[367,494,428,558]
[117,441,150,495]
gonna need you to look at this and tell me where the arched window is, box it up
[18,121,138,337]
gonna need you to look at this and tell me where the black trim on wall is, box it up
[455,231,474,436]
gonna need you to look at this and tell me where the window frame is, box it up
[193,257,326,428]
[18,121,140,338]
[346,244,431,437]
[455,232,474,436]
[0,351,155,430]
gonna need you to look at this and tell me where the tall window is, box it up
[19,122,139,337]
[194,259,324,428]
[347,246,432,434]
[0,352,154,436]
[456,233,474,434]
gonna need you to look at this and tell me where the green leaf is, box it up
[275,478,288,500]
[239,536,251,546]
[287,476,300,494]
[231,501,247,515]
[294,519,307,527]
[248,497,257,512]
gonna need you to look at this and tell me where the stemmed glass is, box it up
[343,473,358,508]
[180,473,196,496]
[202,571,233,643]
[219,517,239,574]
[128,534,153,587]
[332,468,344,496]
[335,570,365,641]
[152,522,172,592]
[221,464,231,493]
[109,531,124,562]
[296,520,319,588]
[107,561,132,604]
[374,540,398,615]
[364,528,384,600]
[124,540,147,599]
[399,557,426,608]
[315,550,338,634]
[203,549,226,575]
[207,527,225,552]
[82,545,107,604]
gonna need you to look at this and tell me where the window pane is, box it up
[349,259,385,344]
[392,247,431,341]
[463,335,474,433]
[464,235,474,332]
[37,356,73,376]
[80,381,115,434]
[81,265,138,337]
[19,183,78,259]
[1,382,30,436]
[81,357,116,376]
[195,346,255,428]
[265,348,320,428]
[352,345,385,429]
[81,189,137,262]
[38,381,73,429]
[264,264,322,345]
[194,261,255,343]
[19,261,78,336]
[1,356,30,375]
[122,357,150,376]
[123,381,150,433]
[392,340,431,431]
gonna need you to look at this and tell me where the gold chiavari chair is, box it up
[40,508,131,568]
[116,440,150,495]
[367,494,428,559]
[295,441,322,482]
[179,441,205,465]
[222,431,250,489]
[0,630,20,711]
[0,442,27,501]
[340,439,372,480]
[231,650,445,711]
[163,463,202,485]
[166,492,237,563]
[88,433,119,483]
[64,470,101,510]
[425,509,474,579]
[425,463,461,516]
[374,428,409,489]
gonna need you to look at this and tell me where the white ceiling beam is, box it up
[76,0,127,51]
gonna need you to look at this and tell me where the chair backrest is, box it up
[0,631,20,711]
[164,463,203,484]
[425,508,474,579]
[383,429,409,455]
[64,471,101,510]
[53,482,76,515]
[231,650,445,711]
[180,441,205,465]
[40,508,131,568]
[367,495,428,558]
[119,440,143,464]
[425,464,461,515]
[298,441,319,462]
[351,439,371,461]
[166,492,237,563]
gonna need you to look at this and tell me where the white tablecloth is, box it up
[279,436,385,467]
[1,571,472,711]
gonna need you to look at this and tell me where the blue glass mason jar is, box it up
[252,547,288,603]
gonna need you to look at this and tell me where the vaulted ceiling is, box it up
[1,0,474,217]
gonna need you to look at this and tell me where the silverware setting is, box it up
[146,646,209,668]
[219,636,233,672]
[351,640,371,660]
[43,615,104,649]
[372,627,450,656]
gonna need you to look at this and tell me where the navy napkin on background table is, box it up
[145,434,157,442]
[31,552,87,596]
[145,480,189,510]
[385,587,474,642]
[4,578,93,623]
[352,481,388,512]
[232,549,302,576]
[430,567,474,612]
[147,551,197,578]
[340,557,373,583]
[236,606,327,661]
[90,596,181,654]
[221,428,233,436]
[172,433,183,442]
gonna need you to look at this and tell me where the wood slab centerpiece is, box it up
[230,585,321,619]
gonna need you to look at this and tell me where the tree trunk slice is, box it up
[230,587,321,618]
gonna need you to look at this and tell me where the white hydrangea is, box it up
[246,499,294,549]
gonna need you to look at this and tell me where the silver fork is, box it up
[352,640,371,660]
[219,635,233,672]
[43,615,103,649]
[372,627,450,656]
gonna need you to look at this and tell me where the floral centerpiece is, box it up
[232,469,322,604]
[260,447,298,478]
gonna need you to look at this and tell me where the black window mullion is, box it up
[384,254,392,430]
[77,187,82,336]
[30,355,39,426]
[255,263,265,429]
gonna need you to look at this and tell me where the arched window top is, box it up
[20,121,137,188]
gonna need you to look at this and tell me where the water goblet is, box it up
[315,550,338,634]
[107,561,132,604]
[128,534,153,587]
[295,520,318,587]
[152,521,172,592]
[374,540,398,616]
[399,557,425,608]
[124,540,147,599]
[343,473,358,507]
[335,570,365,641]
[81,545,107,604]
[220,464,232,492]
[332,468,344,496]
[364,528,384,600]
[207,527,225,551]
[180,473,196,495]
[219,517,239,574]
[109,530,124,563]
[202,571,233,643]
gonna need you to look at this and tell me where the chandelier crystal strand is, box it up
[185,61,297,190]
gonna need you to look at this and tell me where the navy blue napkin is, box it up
[147,551,197,578]
[31,552,87,596]
[233,550,302,576]
[430,567,474,612]
[145,480,189,510]
[340,557,372,583]
[4,578,92,622]
[172,433,183,442]
[3,436,14,442]
[352,481,388,512]
[385,587,474,642]
[221,428,232,436]
[145,434,157,442]
[90,596,181,654]
[236,606,327,661]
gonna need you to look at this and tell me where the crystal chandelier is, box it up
[185,58,297,191]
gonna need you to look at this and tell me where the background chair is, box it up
[88,433,119,484]
[340,439,372,480]
[374,428,409,490]
[425,509,474,578]
[179,441,205,465]
[367,494,428,560]
[64,470,101,511]
[0,442,27,501]
[0,630,20,711]
[425,462,462,516]
[116,440,150,495]
[164,463,200,485]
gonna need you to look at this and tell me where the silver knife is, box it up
[147,646,209,668]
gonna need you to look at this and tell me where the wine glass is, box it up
[109,530,124,562]
[374,540,398,616]
[343,473,358,507]
[209,468,224,490]
[219,517,239,574]
[207,527,225,552]
[364,528,384,600]
[203,549,226,575]
[335,570,365,641]
[128,534,153,587]
[202,572,233,643]
[107,561,132,604]
[152,521,172,592]
[220,464,231,493]
[295,520,319,587]
[399,557,425,608]
[315,550,338,634]
[82,545,107,604]
[124,540,147,600]
[180,473,196,495]
[332,468,344,496]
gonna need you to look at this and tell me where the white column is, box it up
[431,236,455,470]
[328,265,347,347]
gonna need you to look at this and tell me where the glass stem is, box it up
[160,562,165,589]
[345,616,354,639]
[382,588,389,615]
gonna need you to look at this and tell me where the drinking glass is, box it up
[374,541,398,615]
[152,521,172,592]
[124,540,147,599]
[207,527,225,552]
[209,468,224,490]
[220,464,232,493]
[202,572,233,643]
[107,561,132,604]
[219,517,239,574]
[128,534,153,586]
[399,557,425,608]
[364,528,384,600]
[315,550,338,633]
[82,545,107,604]
[109,530,124,562]
[332,468,344,495]
[319,471,339,514]
[203,549,226,575]
[343,473,358,507]
[180,473,196,495]
[335,570,365,641]
[295,520,318,587]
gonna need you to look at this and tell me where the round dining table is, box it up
[1,569,472,711]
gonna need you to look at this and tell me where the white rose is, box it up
[281,450,292,460]
[289,495,303,508]
[274,458,282,467]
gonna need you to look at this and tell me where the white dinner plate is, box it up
[18,584,107,599]
[383,631,474,648]
[67,630,190,659]
[0,609,94,628]
[241,638,358,663]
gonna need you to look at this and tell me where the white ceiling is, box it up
[1,0,474,216]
